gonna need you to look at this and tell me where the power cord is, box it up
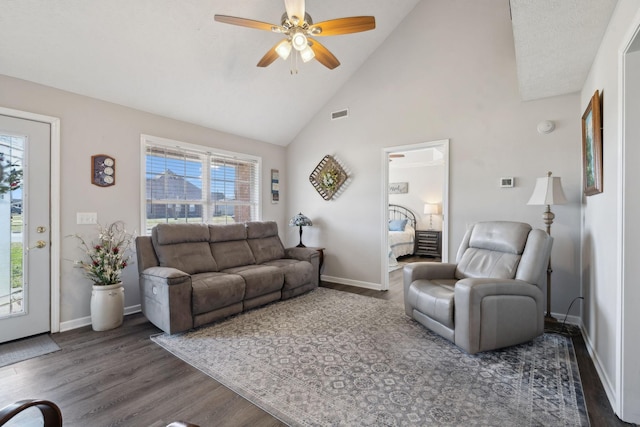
[545,296,584,337]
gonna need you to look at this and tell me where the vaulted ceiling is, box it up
[0,1,618,146]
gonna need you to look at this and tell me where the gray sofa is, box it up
[135,221,319,334]
[404,221,553,354]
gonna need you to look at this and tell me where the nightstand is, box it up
[415,230,441,258]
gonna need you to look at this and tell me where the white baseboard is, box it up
[550,312,581,326]
[321,275,382,291]
[580,321,618,417]
[58,304,141,332]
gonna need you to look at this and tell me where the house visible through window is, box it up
[141,135,260,234]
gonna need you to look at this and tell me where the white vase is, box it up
[90,282,124,331]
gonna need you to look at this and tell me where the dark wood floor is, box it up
[0,269,635,426]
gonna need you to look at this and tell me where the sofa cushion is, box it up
[246,221,286,264]
[455,249,521,279]
[246,221,279,239]
[262,259,313,291]
[209,223,247,242]
[191,272,245,315]
[222,265,284,299]
[210,240,256,270]
[152,224,218,274]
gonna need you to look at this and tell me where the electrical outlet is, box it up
[77,212,97,225]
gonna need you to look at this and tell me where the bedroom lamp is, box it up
[289,212,313,247]
[527,171,567,322]
[424,203,439,230]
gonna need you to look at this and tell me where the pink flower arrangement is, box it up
[75,221,134,286]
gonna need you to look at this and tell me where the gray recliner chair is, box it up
[403,221,553,354]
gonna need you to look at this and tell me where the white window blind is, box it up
[142,136,260,234]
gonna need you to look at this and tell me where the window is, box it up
[141,135,260,234]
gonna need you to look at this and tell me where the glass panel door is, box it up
[0,135,24,318]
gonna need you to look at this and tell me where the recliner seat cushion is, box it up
[262,259,313,290]
[222,265,284,299]
[191,272,245,315]
[152,224,218,274]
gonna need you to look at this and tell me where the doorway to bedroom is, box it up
[382,140,449,291]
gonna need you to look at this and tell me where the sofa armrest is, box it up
[141,267,190,284]
[284,247,319,262]
[139,267,193,334]
[454,278,544,353]
[284,247,320,287]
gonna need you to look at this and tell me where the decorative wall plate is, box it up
[91,154,116,187]
[309,155,348,200]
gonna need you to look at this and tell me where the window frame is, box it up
[140,134,261,235]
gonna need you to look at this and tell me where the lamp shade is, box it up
[527,173,567,206]
[424,203,439,215]
[289,212,312,227]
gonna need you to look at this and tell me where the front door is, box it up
[0,115,51,343]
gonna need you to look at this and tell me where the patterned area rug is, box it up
[0,334,60,368]
[151,288,588,426]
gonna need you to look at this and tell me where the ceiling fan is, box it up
[214,0,375,71]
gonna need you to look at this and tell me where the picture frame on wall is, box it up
[582,90,603,196]
[389,182,409,194]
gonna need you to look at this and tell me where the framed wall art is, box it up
[271,169,279,203]
[389,182,409,194]
[581,90,603,196]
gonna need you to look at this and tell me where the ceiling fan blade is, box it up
[309,38,340,70]
[310,16,376,36]
[214,15,281,32]
[257,41,282,67]
[284,0,305,24]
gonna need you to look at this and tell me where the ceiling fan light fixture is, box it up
[300,45,315,62]
[276,40,292,60]
[292,31,308,51]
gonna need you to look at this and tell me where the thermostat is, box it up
[500,177,514,188]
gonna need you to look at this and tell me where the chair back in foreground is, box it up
[403,221,552,354]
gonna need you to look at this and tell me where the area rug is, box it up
[151,288,589,426]
[0,334,60,368]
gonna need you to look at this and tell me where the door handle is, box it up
[28,240,47,250]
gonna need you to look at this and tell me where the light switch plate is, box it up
[77,212,98,225]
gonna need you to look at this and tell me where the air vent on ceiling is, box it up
[331,108,349,120]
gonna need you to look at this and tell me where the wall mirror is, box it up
[381,139,449,290]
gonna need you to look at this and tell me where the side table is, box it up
[306,247,325,283]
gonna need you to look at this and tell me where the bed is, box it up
[388,204,417,267]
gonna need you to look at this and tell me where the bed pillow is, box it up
[389,219,408,231]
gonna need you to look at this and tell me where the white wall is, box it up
[580,0,640,422]
[0,74,287,326]
[286,0,582,310]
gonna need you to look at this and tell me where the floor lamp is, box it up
[527,171,567,322]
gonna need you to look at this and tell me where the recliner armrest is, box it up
[403,262,457,293]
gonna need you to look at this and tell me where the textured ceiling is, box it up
[510,0,618,101]
[0,1,618,145]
